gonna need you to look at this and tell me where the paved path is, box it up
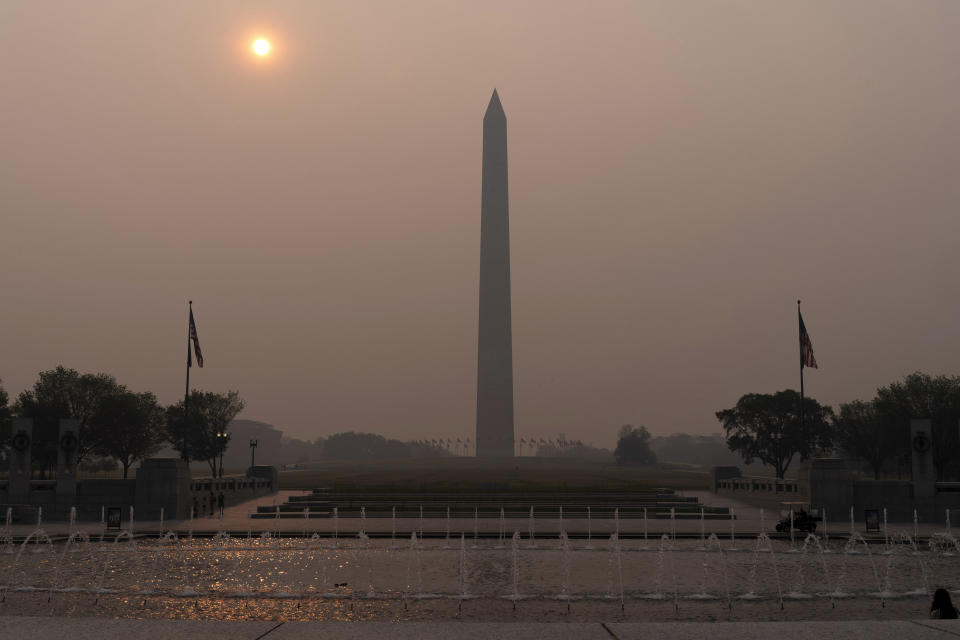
[2,617,959,640]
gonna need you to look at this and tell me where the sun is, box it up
[252,39,270,56]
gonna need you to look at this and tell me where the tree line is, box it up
[0,366,243,478]
[716,372,960,480]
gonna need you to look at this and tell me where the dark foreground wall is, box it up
[0,458,276,522]
[712,459,960,524]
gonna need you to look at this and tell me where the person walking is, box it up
[208,490,216,517]
[931,588,958,619]
[217,491,225,517]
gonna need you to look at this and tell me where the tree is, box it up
[90,390,166,478]
[873,372,960,480]
[614,424,657,465]
[649,432,743,467]
[13,367,122,473]
[166,390,244,476]
[322,432,414,459]
[716,390,833,479]
[832,400,901,480]
[0,380,11,463]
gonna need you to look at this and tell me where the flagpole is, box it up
[798,299,804,434]
[184,300,192,462]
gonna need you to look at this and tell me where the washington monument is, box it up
[476,90,515,458]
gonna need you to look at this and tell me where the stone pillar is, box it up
[805,458,854,516]
[476,89,515,458]
[911,418,936,498]
[8,418,32,502]
[56,419,80,503]
[135,458,192,519]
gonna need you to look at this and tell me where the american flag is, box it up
[189,307,204,368]
[799,311,817,369]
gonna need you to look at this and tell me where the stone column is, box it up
[135,458,192,519]
[911,418,936,498]
[476,89,515,458]
[56,419,80,503]
[8,418,33,502]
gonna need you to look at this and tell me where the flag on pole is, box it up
[189,308,204,368]
[799,311,817,369]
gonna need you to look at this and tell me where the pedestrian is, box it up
[217,491,225,517]
[208,490,215,517]
[931,588,958,619]
[192,496,200,518]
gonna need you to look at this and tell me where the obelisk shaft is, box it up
[476,90,515,458]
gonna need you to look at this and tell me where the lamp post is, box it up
[249,439,258,469]
[216,431,228,478]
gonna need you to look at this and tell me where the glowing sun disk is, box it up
[253,39,270,56]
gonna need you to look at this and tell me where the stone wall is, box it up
[713,459,960,524]
[711,466,805,510]
[1,454,277,522]
[187,472,275,519]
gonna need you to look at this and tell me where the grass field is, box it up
[277,457,709,492]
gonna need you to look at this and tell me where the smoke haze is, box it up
[2,1,959,447]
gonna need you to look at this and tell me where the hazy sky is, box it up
[3,1,960,448]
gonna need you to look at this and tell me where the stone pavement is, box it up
[1,617,959,639]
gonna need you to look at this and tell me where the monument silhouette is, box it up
[476,90,515,458]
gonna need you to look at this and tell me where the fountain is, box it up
[445,507,451,548]
[609,533,624,610]
[457,533,470,608]
[754,533,784,607]
[706,533,733,610]
[697,507,705,550]
[4,499,958,618]
[882,508,889,550]
[558,531,572,609]
[472,507,479,548]
[407,531,423,597]
[527,507,536,548]
[643,507,648,546]
[496,507,505,549]
[507,531,521,608]
[821,507,829,551]
[789,508,796,549]
[587,506,592,545]
[842,533,884,605]
[728,508,737,551]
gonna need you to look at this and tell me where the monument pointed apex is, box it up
[484,89,505,119]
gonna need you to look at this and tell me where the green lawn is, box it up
[278,457,709,492]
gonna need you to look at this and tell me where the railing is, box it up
[189,476,272,493]
[716,477,800,493]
